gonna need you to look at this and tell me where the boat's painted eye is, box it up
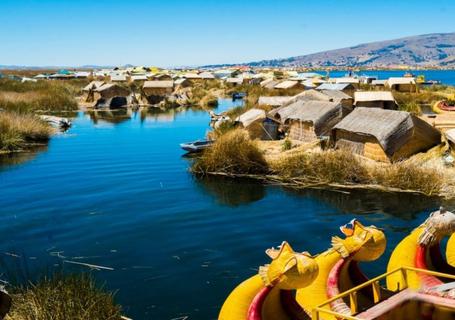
[340,221,355,236]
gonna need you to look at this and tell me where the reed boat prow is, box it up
[387,207,455,291]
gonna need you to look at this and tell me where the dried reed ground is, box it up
[193,129,447,197]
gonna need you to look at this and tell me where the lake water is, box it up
[0,72,452,319]
[322,69,455,86]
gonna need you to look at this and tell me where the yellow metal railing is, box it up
[311,266,455,320]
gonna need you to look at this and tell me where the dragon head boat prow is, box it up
[295,219,387,319]
[259,241,319,290]
[332,219,386,261]
[219,241,318,320]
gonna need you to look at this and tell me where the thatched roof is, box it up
[333,107,440,156]
[386,77,416,86]
[131,75,148,81]
[354,91,396,103]
[371,80,387,86]
[235,108,266,128]
[183,73,201,79]
[83,81,104,92]
[334,77,359,84]
[278,100,341,124]
[260,79,278,89]
[110,74,127,82]
[175,78,189,85]
[199,72,215,79]
[258,96,292,107]
[316,83,354,91]
[226,77,243,84]
[274,80,300,89]
[143,80,174,89]
[320,90,352,100]
[96,83,131,97]
[268,90,338,119]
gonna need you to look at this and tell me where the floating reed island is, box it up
[190,70,455,199]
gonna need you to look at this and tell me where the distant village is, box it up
[2,65,455,165]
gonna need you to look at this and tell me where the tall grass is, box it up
[6,273,122,320]
[394,89,446,115]
[373,162,443,196]
[270,150,443,195]
[0,112,53,152]
[188,82,221,108]
[192,129,268,174]
[0,79,79,113]
[271,150,371,184]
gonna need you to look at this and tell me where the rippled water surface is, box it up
[0,93,445,319]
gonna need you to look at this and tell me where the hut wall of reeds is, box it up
[386,78,417,93]
[332,108,441,162]
[288,121,318,142]
[142,81,174,104]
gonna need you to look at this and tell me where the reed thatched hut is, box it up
[82,81,105,102]
[110,74,128,82]
[354,91,398,110]
[225,77,243,86]
[275,100,343,143]
[96,83,130,99]
[92,83,133,108]
[142,80,174,104]
[260,79,278,89]
[235,108,267,139]
[334,77,360,89]
[258,96,293,107]
[199,72,215,80]
[386,77,417,92]
[174,78,191,88]
[332,108,441,162]
[274,80,304,91]
[316,83,356,97]
[371,80,387,88]
[151,74,173,81]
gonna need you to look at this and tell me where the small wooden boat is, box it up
[39,115,72,129]
[180,140,213,153]
[232,92,247,100]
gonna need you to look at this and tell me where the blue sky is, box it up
[1,0,454,67]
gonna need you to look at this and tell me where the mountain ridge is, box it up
[205,32,455,68]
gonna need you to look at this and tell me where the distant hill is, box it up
[220,33,455,68]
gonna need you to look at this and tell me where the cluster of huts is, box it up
[80,68,220,108]
[234,84,441,163]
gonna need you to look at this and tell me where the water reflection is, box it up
[286,188,440,219]
[195,175,440,218]
[0,146,48,170]
[139,107,177,123]
[85,109,132,124]
[195,176,266,207]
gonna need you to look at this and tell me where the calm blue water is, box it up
[0,89,447,319]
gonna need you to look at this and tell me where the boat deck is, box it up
[355,289,455,319]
